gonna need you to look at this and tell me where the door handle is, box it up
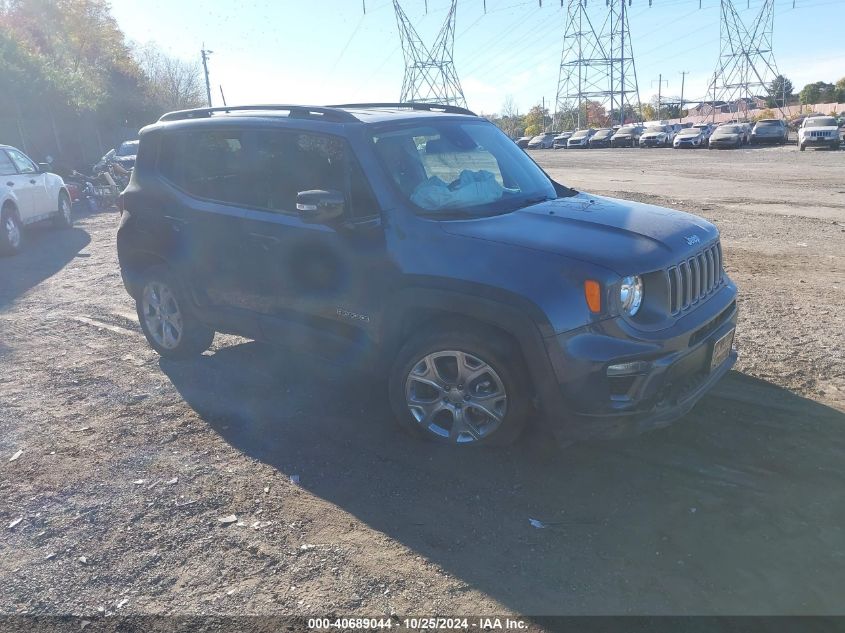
[30,179,37,184]
[5,182,13,187]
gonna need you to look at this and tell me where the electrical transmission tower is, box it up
[607,0,642,126]
[392,0,467,108]
[710,0,781,120]
[554,0,642,131]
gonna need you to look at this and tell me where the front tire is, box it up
[135,265,214,359]
[0,207,23,256]
[389,325,530,446]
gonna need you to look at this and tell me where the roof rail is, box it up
[329,102,478,117]
[158,105,359,123]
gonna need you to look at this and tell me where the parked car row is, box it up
[517,115,840,151]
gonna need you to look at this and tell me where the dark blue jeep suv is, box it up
[117,103,737,446]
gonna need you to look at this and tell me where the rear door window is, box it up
[157,128,377,217]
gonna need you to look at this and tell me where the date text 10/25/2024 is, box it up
[307,617,529,630]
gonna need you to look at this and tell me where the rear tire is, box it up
[135,265,214,359]
[0,206,23,256]
[389,323,531,447]
[53,192,72,229]
[799,142,805,151]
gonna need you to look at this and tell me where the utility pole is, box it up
[652,74,668,120]
[679,71,688,122]
[201,45,213,107]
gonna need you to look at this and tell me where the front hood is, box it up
[803,127,838,133]
[711,134,738,140]
[642,132,665,138]
[439,192,718,276]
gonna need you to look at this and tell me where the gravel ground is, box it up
[1,144,844,620]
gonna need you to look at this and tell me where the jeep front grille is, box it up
[666,241,724,315]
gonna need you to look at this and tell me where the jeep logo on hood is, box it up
[685,235,701,246]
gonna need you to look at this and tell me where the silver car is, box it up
[673,126,707,149]
[527,132,557,149]
[708,124,745,149]
[639,125,673,147]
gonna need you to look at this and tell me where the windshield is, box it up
[117,140,139,156]
[645,126,668,133]
[755,120,780,126]
[372,121,558,217]
[678,128,700,135]
[617,126,637,134]
[692,125,709,131]
[594,129,613,138]
[571,130,592,139]
[805,117,837,127]
[716,125,741,134]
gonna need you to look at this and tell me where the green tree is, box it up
[835,77,845,102]
[641,103,657,121]
[523,104,550,136]
[767,75,793,107]
[800,81,836,105]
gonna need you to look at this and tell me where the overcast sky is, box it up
[110,0,845,114]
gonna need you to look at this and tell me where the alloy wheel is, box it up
[141,281,183,349]
[404,350,507,444]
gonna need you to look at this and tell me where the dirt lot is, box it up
[1,144,844,619]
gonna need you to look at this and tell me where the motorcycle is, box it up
[65,168,122,212]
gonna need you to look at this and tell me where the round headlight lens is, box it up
[620,275,643,316]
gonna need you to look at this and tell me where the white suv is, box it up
[798,115,842,151]
[0,145,72,255]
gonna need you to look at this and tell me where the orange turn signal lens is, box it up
[584,280,601,313]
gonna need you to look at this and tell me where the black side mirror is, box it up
[38,163,50,173]
[296,190,345,224]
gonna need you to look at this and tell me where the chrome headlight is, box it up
[620,275,643,316]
